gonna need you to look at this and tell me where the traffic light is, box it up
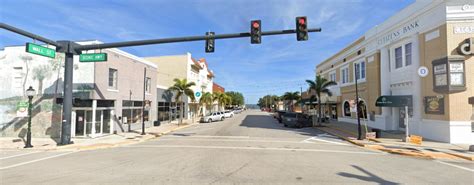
[250,20,261,44]
[296,16,308,41]
[205,32,215,53]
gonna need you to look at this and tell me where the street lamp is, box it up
[25,86,35,148]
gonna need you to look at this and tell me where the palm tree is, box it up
[20,55,32,97]
[282,92,300,112]
[306,75,337,126]
[168,78,196,125]
[213,92,229,111]
[32,64,53,96]
[199,92,213,116]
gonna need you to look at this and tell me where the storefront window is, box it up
[344,102,351,116]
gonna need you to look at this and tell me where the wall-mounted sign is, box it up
[458,37,474,55]
[454,26,474,34]
[375,95,412,107]
[424,96,444,114]
[417,66,429,77]
[377,20,420,46]
[432,56,466,93]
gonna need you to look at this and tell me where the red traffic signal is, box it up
[250,20,261,44]
[296,16,308,41]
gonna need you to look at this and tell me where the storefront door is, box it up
[73,109,111,137]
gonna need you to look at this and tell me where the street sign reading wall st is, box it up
[25,43,56,58]
[79,53,107,62]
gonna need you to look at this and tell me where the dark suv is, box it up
[274,111,286,123]
[282,113,313,128]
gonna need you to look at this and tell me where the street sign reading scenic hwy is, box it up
[79,53,108,62]
[25,42,56,58]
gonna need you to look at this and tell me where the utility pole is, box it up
[1,22,321,145]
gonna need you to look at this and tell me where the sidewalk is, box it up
[316,120,474,161]
[0,118,199,151]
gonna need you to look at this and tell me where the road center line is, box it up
[435,160,474,172]
[0,151,42,160]
[127,145,381,155]
[0,151,78,170]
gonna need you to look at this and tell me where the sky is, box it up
[0,0,414,104]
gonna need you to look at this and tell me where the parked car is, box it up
[274,111,286,123]
[200,112,225,123]
[223,110,234,118]
[233,108,242,114]
[282,113,313,128]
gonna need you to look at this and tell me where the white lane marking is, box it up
[127,145,381,155]
[0,151,42,160]
[166,135,250,139]
[303,137,348,146]
[0,151,78,170]
[157,138,343,145]
[435,160,474,172]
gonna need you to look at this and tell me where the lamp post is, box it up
[25,86,35,148]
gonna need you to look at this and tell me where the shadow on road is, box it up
[337,165,399,185]
[239,114,338,139]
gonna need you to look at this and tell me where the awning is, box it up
[375,95,412,107]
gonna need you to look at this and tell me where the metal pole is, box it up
[0,23,59,47]
[405,106,409,142]
[300,87,304,113]
[25,96,33,148]
[60,52,74,145]
[355,65,362,140]
[141,67,146,135]
[75,28,322,51]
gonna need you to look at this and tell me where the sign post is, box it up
[405,105,409,142]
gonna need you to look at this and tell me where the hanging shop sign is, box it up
[16,101,29,117]
[458,37,474,55]
[424,96,445,115]
[432,56,466,93]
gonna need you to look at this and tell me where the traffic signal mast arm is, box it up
[76,28,321,51]
[0,23,59,47]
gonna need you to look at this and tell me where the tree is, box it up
[168,78,195,125]
[32,64,53,96]
[306,75,337,126]
[282,92,300,112]
[199,92,213,115]
[20,55,32,97]
[225,91,244,106]
[212,92,231,111]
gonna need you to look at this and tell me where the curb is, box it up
[53,123,199,151]
[315,127,473,161]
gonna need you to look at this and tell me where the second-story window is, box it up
[330,72,336,82]
[395,46,403,69]
[108,68,118,89]
[405,43,412,66]
[341,67,349,84]
[355,61,366,80]
[145,77,151,93]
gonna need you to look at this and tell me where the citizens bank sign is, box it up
[377,20,420,45]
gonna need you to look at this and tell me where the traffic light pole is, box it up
[1,22,321,145]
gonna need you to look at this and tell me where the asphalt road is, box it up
[1,110,473,184]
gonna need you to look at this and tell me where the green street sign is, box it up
[79,53,108,62]
[25,43,56,58]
